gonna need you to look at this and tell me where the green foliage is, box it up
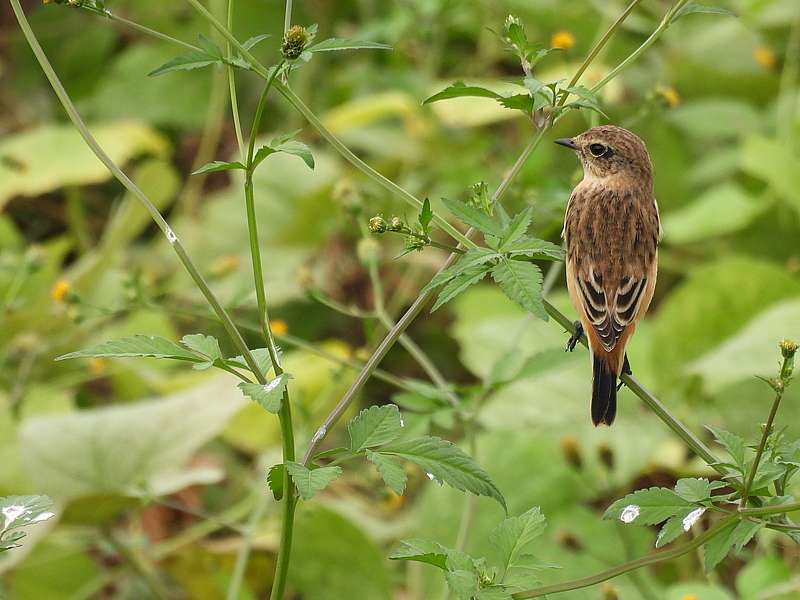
[252,132,315,170]
[348,404,403,451]
[238,373,291,413]
[0,495,55,552]
[285,461,343,500]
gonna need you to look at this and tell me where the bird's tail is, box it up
[591,355,617,426]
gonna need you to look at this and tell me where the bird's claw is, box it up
[617,354,632,390]
[565,321,583,352]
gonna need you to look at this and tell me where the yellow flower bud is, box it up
[51,279,71,303]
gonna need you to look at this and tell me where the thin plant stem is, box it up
[590,0,690,93]
[226,491,269,600]
[10,0,266,385]
[226,0,245,157]
[513,516,738,599]
[740,353,793,506]
[105,11,200,53]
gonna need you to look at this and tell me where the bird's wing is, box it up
[576,268,650,352]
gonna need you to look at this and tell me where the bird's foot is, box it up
[565,321,583,352]
[617,354,632,390]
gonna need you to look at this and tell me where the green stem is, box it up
[512,516,737,599]
[740,501,800,518]
[226,0,245,157]
[105,11,201,52]
[10,0,265,384]
[590,0,690,93]
[740,357,792,507]
[226,491,269,600]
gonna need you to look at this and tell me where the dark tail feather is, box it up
[592,356,617,426]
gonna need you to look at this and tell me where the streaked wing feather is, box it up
[576,272,648,351]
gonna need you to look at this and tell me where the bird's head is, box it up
[554,125,652,185]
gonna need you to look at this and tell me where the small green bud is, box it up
[368,216,387,234]
[779,338,796,382]
[780,339,797,360]
[282,25,312,60]
[389,216,403,232]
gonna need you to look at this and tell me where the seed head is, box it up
[282,26,312,60]
[389,216,404,232]
[369,216,387,234]
[780,338,798,360]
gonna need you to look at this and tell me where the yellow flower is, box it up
[88,357,107,376]
[754,45,776,69]
[551,31,576,51]
[681,595,699,600]
[51,279,71,303]
[657,85,681,108]
[270,319,289,336]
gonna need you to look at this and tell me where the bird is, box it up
[554,125,661,426]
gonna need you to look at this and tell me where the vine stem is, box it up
[10,0,266,385]
[512,516,738,599]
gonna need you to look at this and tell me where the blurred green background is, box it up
[1,0,800,598]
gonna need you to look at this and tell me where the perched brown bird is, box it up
[555,126,661,426]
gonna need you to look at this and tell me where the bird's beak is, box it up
[554,138,578,150]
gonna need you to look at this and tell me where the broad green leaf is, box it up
[381,436,506,511]
[740,136,800,214]
[191,160,246,174]
[389,538,449,569]
[308,38,392,52]
[672,3,736,23]
[0,122,167,209]
[57,335,200,363]
[238,373,291,414]
[604,487,692,525]
[442,197,503,236]
[424,82,501,104]
[180,333,223,370]
[253,138,314,170]
[226,348,274,378]
[730,520,763,553]
[348,405,403,452]
[489,507,547,580]
[688,300,800,392]
[498,208,533,251]
[496,94,534,113]
[674,478,715,503]
[267,464,285,501]
[663,183,766,244]
[446,567,479,600]
[0,495,55,552]
[19,377,247,500]
[285,462,342,500]
[431,264,492,312]
[703,519,740,572]
[366,450,407,494]
[491,259,547,320]
[656,508,698,547]
[706,426,747,472]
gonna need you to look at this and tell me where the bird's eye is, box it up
[589,143,608,157]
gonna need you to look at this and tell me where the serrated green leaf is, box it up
[56,335,201,363]
[381,436,506,511]
[707,426,747,473]
[192,160,246,175]
[148,35,222,77]
[267,464,285,501]
[180,333,222,362]
[490,507,547,580]
[497,94,534,113]
[431,264,492,312]
[421,249,499,295]
[656,509,697,547]
[0,495,55,552]
[348,405,403,452]
[308,38,392,52]
[604,487,693,525]
[242,34,271,50]
[366,450,407,494]
[731,520,763,553]
[498,208,533,251]
[442,197,503,236]
[446,568,479,600]
[285,462,342,500]
[504,237,564,261]
[491,259,547,320]
[226,348,274,378]
[389,538,449,569]
[675,478,714,503]
[703,519,739,572]
[238,373,291,414]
